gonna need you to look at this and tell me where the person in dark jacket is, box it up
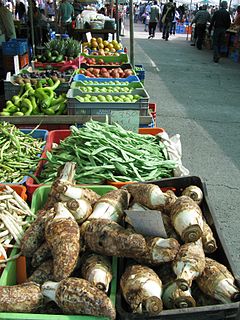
[209,1,231,63]
[161,0,175,41]
[191,5,211,50]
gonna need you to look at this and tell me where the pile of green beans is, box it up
[0,122,45,183]
[39,120,176,184]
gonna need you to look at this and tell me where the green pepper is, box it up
[44,108,55,115]
[51,95,66,106]
[43,79,61,91]
[55,102,66,115]
[0,111,11,116]
[21,98,33,115]
[12,95,21,107]
[18,84,25,97]
[4,101,18,114]
[13,111,24,116]
[34,88,53,108]
[47,78,54,87]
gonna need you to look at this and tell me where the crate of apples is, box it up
[78,68,134,78]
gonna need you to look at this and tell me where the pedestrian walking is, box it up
[170,3,179,35]
[191,5,211,50]
[144,12,150,31]
[148,0,160,38]
[208,1,231,63]
[161,0,175,41]
[57,0,74,34]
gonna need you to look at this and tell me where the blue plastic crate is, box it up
[2,39,28,56]
[73,74,140,83]
[134,64,145,81]
[1,129,48,185]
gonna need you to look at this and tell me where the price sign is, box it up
[125,210,168,238]
[86,32,92,43]
[111,110,139,132]
[14,55,20,75]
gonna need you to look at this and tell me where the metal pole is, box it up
[187,0,193,41]
[116,0,119,42]
[129,0,134,66]
[28,0,35,56]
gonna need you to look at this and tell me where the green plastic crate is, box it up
[80,53,129,64]
[31,185,117,212]
[0,185,118,320]
[71,81,144,90]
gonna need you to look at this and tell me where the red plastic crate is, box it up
[26,127,166,199]
[148,103,156,121]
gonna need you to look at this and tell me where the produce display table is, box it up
[72,29,116,41]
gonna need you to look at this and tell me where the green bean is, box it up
[0,122,46,183]
[37,120,175,184]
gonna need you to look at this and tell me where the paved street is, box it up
[122,18,240,279]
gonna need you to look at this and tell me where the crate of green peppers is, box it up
[4,70,72,101]
[1,79,67,117]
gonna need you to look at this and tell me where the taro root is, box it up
[170,196,204,243]
[42,278,116,319]
[66,198,92,224]
[45,203,80,281]
[50,162,99,205]
[172,239,205,291]
[31,242,51,268]
[80,253,112,293]
[196,258,240,303]
[0,282,43,312]
[136,236,180,266]
[202,220,217,254]
[163,190,178,215]
[28,260,54,285]
[120,264,163,315]
[182,185,203,205]
[21,208,55,257]
[125,183,167,210]
[88,189,130,223]
[81,219,147,258]
[162,281,196,309]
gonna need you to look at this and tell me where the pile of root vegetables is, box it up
[0,162,239,319]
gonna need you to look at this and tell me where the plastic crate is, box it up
[80,52,129,65]
[26,128,163,198]
[0,184,118,320]
[66,88,149,116]
[73,74,140,83]
[116,176,240,320]
[2,39,28,56]
[134,64,145,82]
[71,81,144,91]
[0,129,48,185]
[4,80,70,101]
[149,103,156,122]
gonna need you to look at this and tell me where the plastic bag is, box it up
[157,131,189,177]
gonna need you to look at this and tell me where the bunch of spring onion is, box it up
[0,185,35,266]
[0,122,45,183]
[38,120,176,184]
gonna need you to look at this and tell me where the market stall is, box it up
[0,21,240,320]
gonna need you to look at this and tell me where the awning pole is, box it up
[129,0,134,66]
[28,0,35,56]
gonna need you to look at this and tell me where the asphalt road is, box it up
[122,19,240,279]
